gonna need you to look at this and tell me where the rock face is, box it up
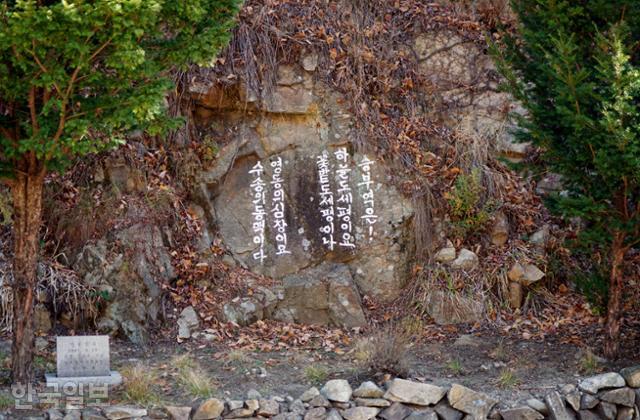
[74,223,176,343]
[193,75,414,305]
[274,262,366,328]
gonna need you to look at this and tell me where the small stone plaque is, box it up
[56,336,110,378]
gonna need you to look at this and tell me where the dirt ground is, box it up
[0,320,636,418]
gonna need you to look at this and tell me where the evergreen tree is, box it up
[492,1,640,358]
[0,0,241,383]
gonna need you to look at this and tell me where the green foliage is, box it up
[491,1,640,259]
[0,0,242,174]
[446,168,495,238]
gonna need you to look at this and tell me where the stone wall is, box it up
[39,366,640,419]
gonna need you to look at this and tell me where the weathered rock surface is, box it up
[177,306,200,339]
[273,263,365,328]
[448,384,497,419]
[499,407,544,420]
[384,379,447,406]
[321,380,353,403]
[599,387,635,407]
[353,382,384,399]
[450,249,479,270]
[379,402,412,420]
[102,406,147,420]
[579,373,626,394]
[192,398,225,420]
[620,365,640,387]
[341,407,379,420]
[544,391,574,420]
[76,223,176,343]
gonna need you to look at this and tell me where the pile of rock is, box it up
[37,367,640,420]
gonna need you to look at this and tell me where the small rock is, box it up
[500,407,544,420]
[353,382,384,398]
[544,391,575,420]
[521,264,545,285]
[508,263,525,282]
[560,384,576,395]
[450,249,479,270]
[579,373,626,394]
[304,407,327,420]
[384,379,447,406]
[565,391,581,411]
[327,409,343,420]
[47,409,64,420]
[616,407,634,420]
[379,403,412,420]
[526,399,548,415]
[599,387,635,407]
[434,401,464,420]
[341,407,379,420]
[301,53,319,72]
[258,399,280,417]
[435,247,456,263]
[309,395,331,407]
[448,384,497,419]
[490,211,509,246]
[228,400,244,411]
[620,365,640,387]
[226,408,254,418]
[530,226,550,247]
[596,402,617,420]
[274,414,303,420]
[192,399,225,420]
[103,406,148,420]
[62,410,81,420]
[245,399,259,412]
[508,281,524,309]
[321,380,353,403]
[290,399,306,414]
[576,410,600,420]
[406,409,437,420]
[301,387,321,402]
[177,306,200,339]
[354,398,390,407]
[80,408,106,420]
[580,394,599,410]
[333,402,351,410]
[165,406,191,420]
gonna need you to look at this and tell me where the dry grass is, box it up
[173,354,216,399]
[121,364,160,406]
[356,325,411,378]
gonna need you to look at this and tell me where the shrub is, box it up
[446,168,495,239]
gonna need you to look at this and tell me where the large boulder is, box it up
[192,71,413,304]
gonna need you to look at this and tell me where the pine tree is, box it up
[0,0,241,383]
[492,1,640,358]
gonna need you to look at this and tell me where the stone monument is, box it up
[45,335,122,387]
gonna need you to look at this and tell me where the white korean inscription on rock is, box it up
[334,148,355,248]
[358,156,378,241]
[249,161,267,263]
[246,150,379,260]
[317,150,336,250]
[270,157,291,256]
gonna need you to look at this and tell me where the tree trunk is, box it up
[10,166,45,385]
[603,232,627,360]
